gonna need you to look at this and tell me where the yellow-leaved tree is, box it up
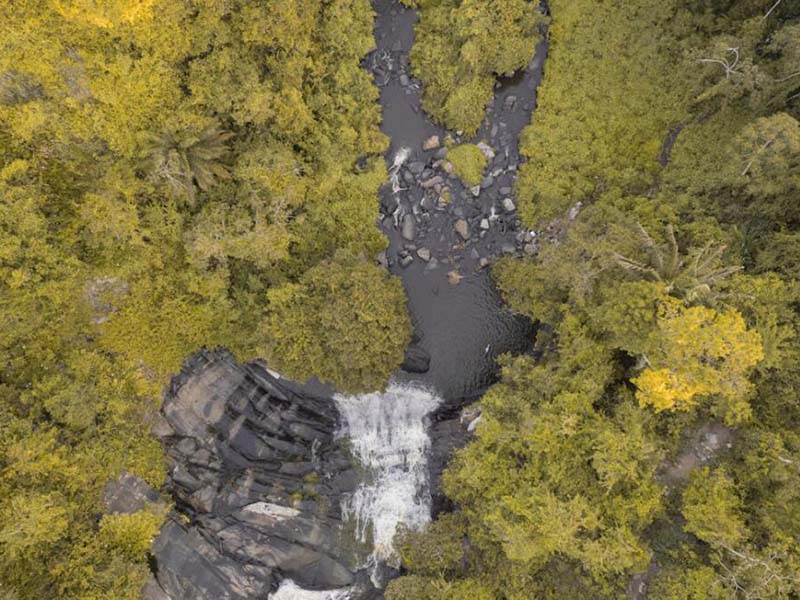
[54,0,159,28]
[633,303,763,423]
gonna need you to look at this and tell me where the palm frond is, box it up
[143,122,233,201]
[613,252,663,281]
[614,224,742,306]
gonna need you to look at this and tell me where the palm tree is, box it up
[613,224,742,305]
[144,123,233,203]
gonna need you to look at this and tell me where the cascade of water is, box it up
[334,383,442,562]
[270,384,441,598]
[269,580,352,600]
[389,146,411,196]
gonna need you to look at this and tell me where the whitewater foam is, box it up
[334,383,441,562]
[269,580,352,600]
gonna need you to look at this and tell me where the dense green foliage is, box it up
[0,0,409,597]
[262,255,411,393]
[404,0,546,134]
[390,0,800,597]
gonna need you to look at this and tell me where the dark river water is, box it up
[368,0,547,402]
[286,0,548,404]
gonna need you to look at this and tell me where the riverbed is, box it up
[369,0,546,402]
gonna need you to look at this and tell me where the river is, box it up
[370,0,545,402]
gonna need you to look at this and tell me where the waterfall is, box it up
[334,383,442,562]
[269,383,441,598]
[388,146,411,195]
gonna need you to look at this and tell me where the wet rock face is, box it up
[149,349,363,599]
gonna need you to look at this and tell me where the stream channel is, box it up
[275,1,548,596]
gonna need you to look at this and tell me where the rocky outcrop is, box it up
[103,472,159,514]
[401,343,431,374]
[147,349,481,599]
[148,349,366,599]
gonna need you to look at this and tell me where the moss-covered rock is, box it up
[446,143,487,186]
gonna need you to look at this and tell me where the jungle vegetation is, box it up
[445,143,488,187]
[403,0,547,134]
[1,0,799,598]
[0,0,410,597]
[388,0,800,598]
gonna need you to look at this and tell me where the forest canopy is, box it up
[0,0,410,597]
[2,0,800,598]
[388,0,800,598]
[403,0,547,134]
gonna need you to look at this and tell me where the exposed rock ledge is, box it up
[145,349,474,599]
[147,349,366,599]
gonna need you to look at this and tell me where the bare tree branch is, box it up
[742,138,776,176]
[763,0,784,20]
[698,48,743,79]
[775,71,800,84]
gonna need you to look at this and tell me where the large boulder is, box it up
[401,344,431,374]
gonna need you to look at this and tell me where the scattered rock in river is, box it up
[402,344,431,374]
[422,135,440,151]
[400,255,414,268]
[480,218,490,230]
[448,270,464,285]
[476,142,495,160]
[417,248,431,262]
[402,214,416,240]
[502,198,516,212]
[454,219,470,240]
[421,175,443,189]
